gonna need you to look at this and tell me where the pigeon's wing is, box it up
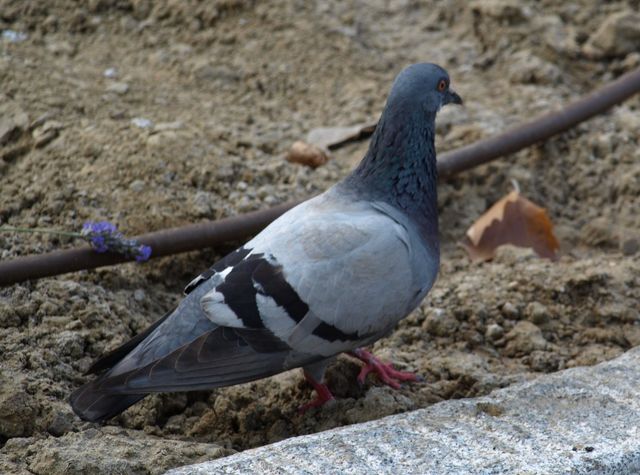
[69,259,317,421]
[235,191,439,357]
[70,245,305,422]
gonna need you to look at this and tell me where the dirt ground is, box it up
[1,0,639,473]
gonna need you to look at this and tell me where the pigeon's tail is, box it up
[69,310,176,422]
[70,380,145,423]
[69,324,301,422]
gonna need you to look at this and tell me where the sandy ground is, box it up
[1,0,639,473]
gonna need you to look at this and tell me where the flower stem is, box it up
[0,226,83,239]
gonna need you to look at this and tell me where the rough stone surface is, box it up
[0,427,233,475]
[168,347,640,475]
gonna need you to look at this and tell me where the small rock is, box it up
[423,308,458,337]
[504,321,549,357]
[29,112,55,131]
[485,323,504,341]
[621,52,640,71]
[129,180,145,192]
[286,141,330,169]
[47,410,75,437]
[592,132,615,158]
[46,39,77,56]
[55,331,85,359]
[133,289,146,301]
[525,350,561,372]
[2,29,28,43]
[110,109,127,120]
[146,130,178,146]
[192,190,215,217]
[526,302,549,325]
[255,185,271,199]
[0,101,29,145]
[621,238,639,256]
[263,195,277,206]
[192,61,241,83]
[32,121,63,148]
[106,82,129,94]
[501,302,520,319]
[103,67,118,78]
[131,117,154,129]
[584,11,640,58]
[0,387,37,438]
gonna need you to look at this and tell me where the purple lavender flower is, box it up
[135,245,152,262]
[81,221,152,263]
[81,221,116,253]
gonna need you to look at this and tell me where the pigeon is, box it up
[70,63,463,422]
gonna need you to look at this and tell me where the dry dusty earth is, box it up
[1,0,639,473]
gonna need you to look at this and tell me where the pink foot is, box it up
[348,348,422,389]
[299,371,335,413]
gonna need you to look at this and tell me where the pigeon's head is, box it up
[387,63,462,116]
[346,62,462,216]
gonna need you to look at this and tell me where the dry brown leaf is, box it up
[462,190,559,262]
[285,140,330,168]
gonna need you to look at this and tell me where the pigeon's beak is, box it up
[445,89,463,106]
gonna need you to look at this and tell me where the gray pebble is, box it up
[129,180,145,192]
[106,82,129,94]
[485,323,504,341]
[48,411,74,437]
[501,302,520,319]
[526,302,549,325]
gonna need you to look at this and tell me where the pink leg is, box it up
[299,370,335,413]
[348,348,422,389]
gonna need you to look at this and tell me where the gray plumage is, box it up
[70,63,462,422]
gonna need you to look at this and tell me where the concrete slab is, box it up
[167,347,640,474]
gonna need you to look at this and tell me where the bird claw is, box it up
[300,371,336,414]
[349,348,422,389]
[299,350,421,414]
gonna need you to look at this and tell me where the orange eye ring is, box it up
[437,79,447,92]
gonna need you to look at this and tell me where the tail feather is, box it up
[69,326,303,422]
[87,309,174,375]
[70,379,146,423]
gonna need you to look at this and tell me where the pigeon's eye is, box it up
[437,79,447,92]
